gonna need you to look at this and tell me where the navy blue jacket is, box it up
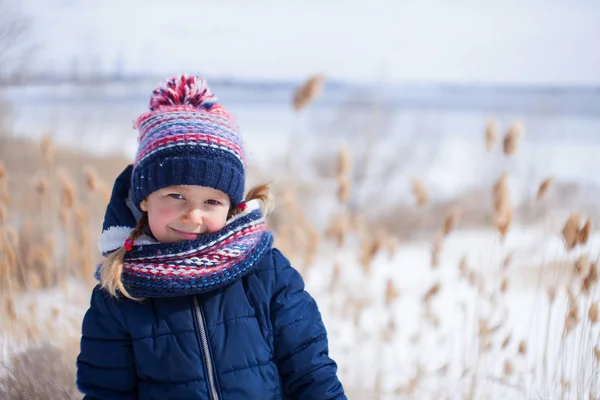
[76,247,346,399]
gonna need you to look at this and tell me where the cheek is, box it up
[148,203,180,228]
[203,210,229,233]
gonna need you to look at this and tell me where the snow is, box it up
[2,226,598,398]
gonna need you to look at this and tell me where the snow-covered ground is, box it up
[2,225,599,398]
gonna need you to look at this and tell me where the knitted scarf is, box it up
[95,200,273,298]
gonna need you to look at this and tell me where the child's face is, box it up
[140,185,231,243]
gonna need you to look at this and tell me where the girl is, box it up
[76,75,346,400]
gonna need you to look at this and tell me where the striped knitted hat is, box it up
[131,75,245,209]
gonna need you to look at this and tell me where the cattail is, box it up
[588,303,598,324]
[493,173,510,213]
[503,360,513,376]
[412,177,428,207]
[518,340,527,355]
[500,278,509,293]
[423,282,441,303]
[536,178,553,200]
[485,118,498,152]
[583,263,598,294]
[443,207,461,236]
[337,175,351,204]
[578,218,591,245]
[385,279,400,306]
[501,334,511,349]
[503,121,524,156]
[58,170,76,208]
[497,209,512,238]
[83,166,99,192]
[292,74,324,111]
[562,213,580,250]
[594,347,600,364]
[565,303,579,335]
[493,173,511,237]
[588,263,598,281]
[359,235,381,272]
[575,255,590,277]
[336,146,351,177]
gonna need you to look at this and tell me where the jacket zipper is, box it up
[193,296,220,400]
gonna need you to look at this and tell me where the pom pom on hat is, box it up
[149,75,218,111]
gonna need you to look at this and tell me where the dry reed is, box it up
[411,177,428,207]
[588,303,598,324]
[503,121,524,156]
[492,173,511,237]
[562,213,580,250]
[485,118,498,152]
[578,218,591,245]
[536,178,553,200]
[292,74,325,111]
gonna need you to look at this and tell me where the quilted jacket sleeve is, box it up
[76,285,138,400]
[270,249,346,399]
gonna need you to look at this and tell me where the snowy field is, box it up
[2,226,599,398]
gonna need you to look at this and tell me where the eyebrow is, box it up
[170,186,228,200]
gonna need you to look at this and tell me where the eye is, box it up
[168,193,185,200]
[205,199,222,206]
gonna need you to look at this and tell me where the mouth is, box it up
[170,227,203,241]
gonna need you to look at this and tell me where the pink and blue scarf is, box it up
[96,200,273,298]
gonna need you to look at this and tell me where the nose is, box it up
[183,207,204,225]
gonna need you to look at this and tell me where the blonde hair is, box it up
[100,183,275,300]
[100,213,148,300]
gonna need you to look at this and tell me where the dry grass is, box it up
[292,74,325,111]
[0,344,80,400]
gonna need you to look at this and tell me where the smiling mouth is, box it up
[170,228,202,240]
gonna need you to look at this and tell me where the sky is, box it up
[12,0,600,85]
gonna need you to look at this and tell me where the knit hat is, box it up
[131,75,246,209]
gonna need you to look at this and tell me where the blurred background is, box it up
[1,1,599,399]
